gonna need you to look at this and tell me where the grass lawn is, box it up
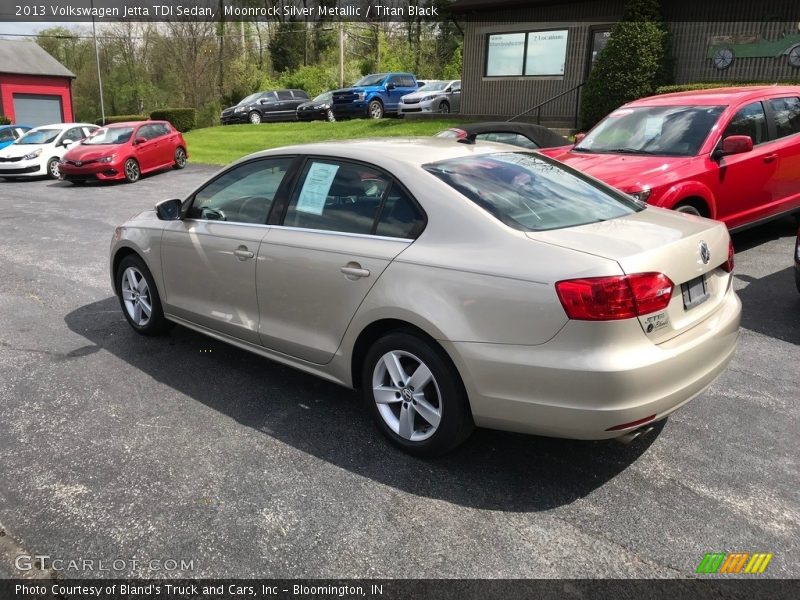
[183,118,470,165]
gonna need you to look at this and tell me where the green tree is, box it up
[580,0,672,129]
[268,19,306,74]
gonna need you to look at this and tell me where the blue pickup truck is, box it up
[331,73,418,119]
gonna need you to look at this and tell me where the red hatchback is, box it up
[59,120,188,184]
[542,86,800,230]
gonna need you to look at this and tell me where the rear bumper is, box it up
[443,287,741,439]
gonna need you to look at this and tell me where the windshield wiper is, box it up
[603,148,653,154]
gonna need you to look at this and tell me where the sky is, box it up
[0,22,80,37]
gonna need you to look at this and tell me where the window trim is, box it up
[278,155,428,240]
[484,27,569,78]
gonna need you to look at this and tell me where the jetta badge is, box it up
[699,241,711,265]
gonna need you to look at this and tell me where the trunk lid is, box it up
[526,206,732,343]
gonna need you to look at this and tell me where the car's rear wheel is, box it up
[674,202,702,217]
[123,158,140,183]
[173,147,187,169]
[438,101,450,114]
[116,255,170,335]
[368,100,384,119]
[47,157,60,179]
[249,111,262,124]
[362,332,474,456]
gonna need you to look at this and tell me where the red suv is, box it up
[542,87,800,230]
[60,120,188,184]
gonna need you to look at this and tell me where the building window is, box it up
[485,30,569,77]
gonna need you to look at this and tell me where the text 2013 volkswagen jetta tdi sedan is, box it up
[110,139,740,456]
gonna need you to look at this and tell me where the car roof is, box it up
[30,122,97,130]
[102,121,162,127]
[626,85,800,107]
[454,121,570,148]
[255,137,517,166]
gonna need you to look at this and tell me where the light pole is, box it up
[91,0,106,124]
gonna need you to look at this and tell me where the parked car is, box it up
[0,123,97,180]
[795,227,800,293]
[437,121,570,149]
[0,124,31,150]
[540,86,800,230]
[399,80,461,115]
[296,92,336,122]
[110,138,740,456]
[220,89,310,125]
[59,121,187,184]
[332,73,418,119]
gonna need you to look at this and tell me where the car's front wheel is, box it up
[326,109,336,122]
[362,332,474,456]
[438,101,450,114]
[674,202,702,217]
[116,254,170,335]
[47,157,60,179]
[173,147,187,169]
[368,100,384,119]
[249,111,262,124]
[123,158,140,183]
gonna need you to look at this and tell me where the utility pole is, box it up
[339,22,344,88]
[91,0,105,125]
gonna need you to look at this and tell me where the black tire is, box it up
[123,158,140,183]
[115,254,171,336]
[367,100,384,119]
[47,157,60,179]
[674,202,702,217]
[362,332,474,457]
[173,146,187,169]
[438,101,450,114]
[249,111,262,124]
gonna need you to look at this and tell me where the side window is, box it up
[189,158,292,225]
[62,127,85,142]
[0,129,14,143]
[386,75,400,87]
[767,96,800,138]
[376,185,424,239]
[402,76,415,88]
[293,90,309,100]
[283,160,390,235]
[476,132,538,149]
[451,81,461,93]
[135,125,153,141]
[81,126,96,137]
[276,90,293,101]
[260,92,277,104]
[722,102,768,145]
[149,123,168,138]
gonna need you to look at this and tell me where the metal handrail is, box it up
[506,82,585,129]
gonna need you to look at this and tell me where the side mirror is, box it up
[386,82,396,90]
[259,98,269,104]
[62,139,76,147]
[717,135,753,158]
[574,132,586,144]
[155,198,182,221]
[135,136,147,145]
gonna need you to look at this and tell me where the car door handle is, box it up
[763,154,778,163]
[340,264,370,279]
[234,246,254,260]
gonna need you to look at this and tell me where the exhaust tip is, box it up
[615,425,656,445]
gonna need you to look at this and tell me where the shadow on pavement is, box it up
[65,296,660,513]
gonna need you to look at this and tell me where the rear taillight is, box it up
[722,240,734,273]
[555,273,673,321]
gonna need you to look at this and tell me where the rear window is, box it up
[424,153,642,231]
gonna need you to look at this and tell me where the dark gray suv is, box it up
[221,89,310,125]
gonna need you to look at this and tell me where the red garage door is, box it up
[13,93,64,127]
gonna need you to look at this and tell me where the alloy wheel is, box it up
[124,159,140,182]
[326,109,336,122]
[121,266,152,327]
[48,158,60,178]
[175,147,187,168]
[439,102,450,114]
[249,112,262,124]
[372,350,442,442]
[369,101,384,119]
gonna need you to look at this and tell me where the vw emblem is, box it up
[401,388,413,401]
[699,241,711,265]
[76,161,82,167]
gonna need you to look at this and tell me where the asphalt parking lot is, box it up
[0,165,798,579]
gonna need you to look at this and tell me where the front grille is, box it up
[0,156,22,163]
[221,108,234,117]
[403,99,420,105]
[0,165,38,174]
[65,159,97,167]
[333,92,359,104]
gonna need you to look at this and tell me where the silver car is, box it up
[398,80,461,115]
[110,139,740,456]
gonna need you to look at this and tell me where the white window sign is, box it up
[486,33,526,76]
[525,30,568,76]
[296,162,339,215]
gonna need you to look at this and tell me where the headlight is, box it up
[422,95,436,102]
[318,104,330,109]
[629,188,652,203]
[98,156,114,163]
[355,92,365,101]
[23,149,42,160]
[234,106,246,113]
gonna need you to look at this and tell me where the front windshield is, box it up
[238,92,262,105]
[353,74,387,87]
[16,129,61,145]
[425,153,641,232]
[575,105,725,156]
[313,92,332,104]
[418,81,448,92]
[82,127,134,145]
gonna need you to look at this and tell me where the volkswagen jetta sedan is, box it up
[110,139,741,456]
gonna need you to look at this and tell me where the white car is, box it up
[0,123,98,180]
[398,80,461,115]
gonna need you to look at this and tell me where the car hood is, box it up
[402,90,441,101]
[64,145,122,161]
[544,150,695,191]
[0,143,52,158]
